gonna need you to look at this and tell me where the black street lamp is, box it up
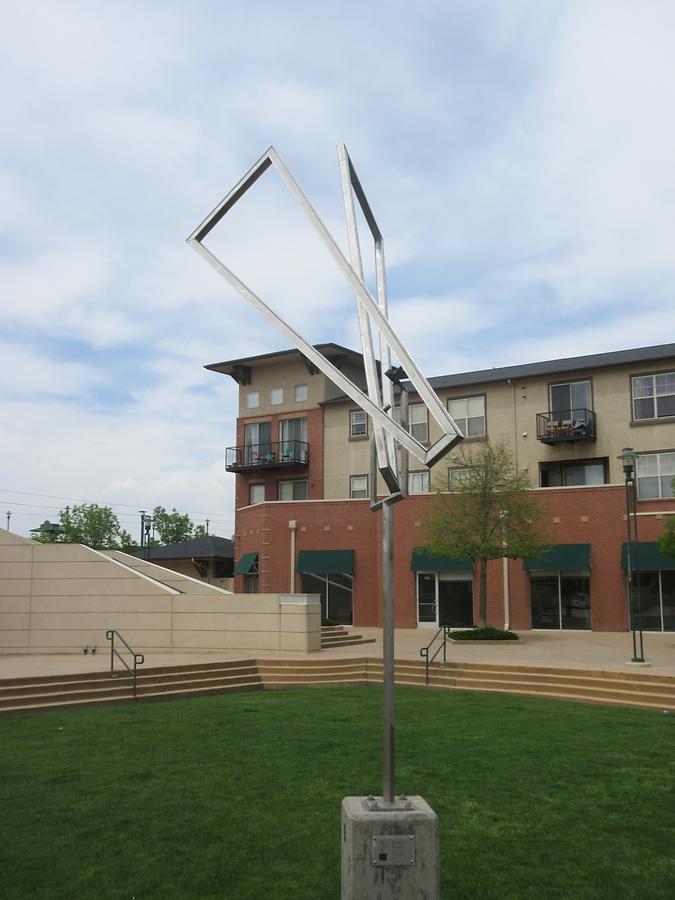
[617,447,645,663]
[144,516,152,560]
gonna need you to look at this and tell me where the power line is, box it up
[0,488,233,520]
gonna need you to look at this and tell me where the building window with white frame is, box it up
[270,387,284,406]
[246,391,260,409]
[632,372,675,421]
[249,483,265,505]
[408,470,430,494]
[350,474,368,499]
[408,403,428,442]
[636,452,675,499]
[350,409,367,438]
[278,479,309,500]
[393,402,428,443]
[294,384,309,402]
[447,396,486,438]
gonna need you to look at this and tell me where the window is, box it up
[393,403,429,442]
[350,475,368,499]
[278,479,308,500]
[408,471,429,494]
[530,573,591,630]
[301,572,353,625]
[243,556,259,593]
[448,467,471,489]
[280,417,308,462]
[249,484,265,505]
[408,404,428,442]
[270,387,284,406]
[447,396,486,438]
[632,372,675,421]
[637,571,675,631]
[244,572,259,592]
[244,421,272,464]
[294,384,309,402]
[246,391,260,409]
[636,452,675,499]
[539,459,608,488]
[350,409,367,438]
[549,381,592,417]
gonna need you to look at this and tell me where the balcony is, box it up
[536,408,596,444]
[225,441,309,473]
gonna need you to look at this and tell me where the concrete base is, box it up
[625,660,652,667]
[341,795,439,900]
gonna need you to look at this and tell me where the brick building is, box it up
[207,342,675,632]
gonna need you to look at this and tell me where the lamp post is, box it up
[139,511,147,549]
[617,448,645,663]
[144,516,152,560]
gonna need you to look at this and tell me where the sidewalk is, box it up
[1,630,673,681]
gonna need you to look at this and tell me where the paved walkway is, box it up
[1,630,673,680]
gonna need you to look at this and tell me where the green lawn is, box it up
[1,687,674,899]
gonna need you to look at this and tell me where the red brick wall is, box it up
[233,486,673,631]
[234,408,324,508]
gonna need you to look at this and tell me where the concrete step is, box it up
[2,656,674,714]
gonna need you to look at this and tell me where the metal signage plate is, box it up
[371,834,416,867]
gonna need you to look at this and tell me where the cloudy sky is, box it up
[2,1,674,539]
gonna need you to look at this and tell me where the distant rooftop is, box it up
[425,342,675,391]
[206,339,675,395]
[132,536,234,561]
[205,343,366,384]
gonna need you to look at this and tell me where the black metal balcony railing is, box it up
[225,440,309,473]
[536,408,596,444]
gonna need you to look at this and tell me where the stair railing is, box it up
[419,627,451,685]
[105,630,145,698]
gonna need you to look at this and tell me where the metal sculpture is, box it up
[187,145,464,806]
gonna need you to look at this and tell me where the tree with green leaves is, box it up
[32,504,134,551]
[151,506,194,546]
[425,441,551,628]
[656,476,675,559]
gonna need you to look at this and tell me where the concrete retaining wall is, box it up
[0,530,321,655]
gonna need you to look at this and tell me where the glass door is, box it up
[244,421,272,464]
[416,573,437,625]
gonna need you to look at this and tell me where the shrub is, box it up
[448,627,519,641]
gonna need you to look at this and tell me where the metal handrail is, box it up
[419,626,451,685]
[105,630,145,698]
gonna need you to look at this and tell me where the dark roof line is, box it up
[131,535,234,560]
[424,342,675,391]
[205,342,364,373]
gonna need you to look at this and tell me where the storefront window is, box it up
[531,572,591,630]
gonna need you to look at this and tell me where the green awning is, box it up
[296,550,354,574]
[234,551,259,575]
[620,543,675,570]
[524,544,590,572]
[411,549,473,572]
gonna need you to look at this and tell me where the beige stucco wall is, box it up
[320,355,675,496]
[238,358,323,419]
[0,531,321,655]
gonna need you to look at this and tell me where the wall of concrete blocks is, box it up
[0,530,321,655]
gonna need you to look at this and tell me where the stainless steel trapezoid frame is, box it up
[186,146,463,494]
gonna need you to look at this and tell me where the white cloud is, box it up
[2,0,675,535]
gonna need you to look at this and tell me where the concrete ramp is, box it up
[101,550,233,595]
